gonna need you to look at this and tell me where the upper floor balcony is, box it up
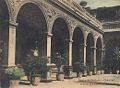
[102,21,120,32]
[49,0,102,30]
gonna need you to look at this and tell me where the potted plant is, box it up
[24,53,49,85]
[55,53,66,81]
[73,62,82,77]
[74,62,88,77]
[5,66,25,88]
[30,56,48,85]
[101,65,105,74]
[96,65,101,75]
[87,65,94,76]
[30,70,41,86]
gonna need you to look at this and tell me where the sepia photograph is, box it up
[0,0,120,88]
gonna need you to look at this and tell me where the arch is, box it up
[14,0,47,24]
[72,25,86,41]
[51,17,70,65]
[86,33,94,67]
[15,3,47,65]
[0,0,9,65]
[72,27,84,70]
[49,15,71,37]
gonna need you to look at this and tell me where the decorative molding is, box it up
[9,21,18,27]
[9,0,22,16]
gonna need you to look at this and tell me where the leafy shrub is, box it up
[5,67,25,80]
[24,55,49,78]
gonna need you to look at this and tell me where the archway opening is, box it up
[16,3,47,65]
[51,18,69,65]
[96,38,102,67]
[72,27,84,71]
[86,33,94,67]
[0,0,9,65]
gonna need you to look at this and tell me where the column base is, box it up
[64,65,73,79]
[93,66,97,75]
[83,70,87,77]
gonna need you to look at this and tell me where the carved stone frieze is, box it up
[67,17,77,30]
[9,0,23,20]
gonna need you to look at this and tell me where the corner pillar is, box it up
[8,21,18,66]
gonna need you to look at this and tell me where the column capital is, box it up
[40,32,53,37]
[98,48,105,51]
[65,39,73,43]
[47,32,53,37]
[80,43,87,47]
[9,21,18,27]
[90,46,97,49]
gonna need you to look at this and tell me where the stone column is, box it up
[47,33,52,64]
[80,43,87,76]
[90,46,97,74]
[100,48,105,66]
[68,40,73,66]
[80,43,87,65]
[64,39,73,77]
[8,21,18,66]
[83,44,87,66]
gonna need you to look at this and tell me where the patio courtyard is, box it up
[19,74,120,88]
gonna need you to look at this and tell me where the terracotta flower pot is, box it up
[56,73,64,81]
[101,70,104,74]
[97,70,101,75]
[83,70,87,77]
[88,71,93,76]
[78,72,83,78]
[9,80,20,88]
[31,76,40,86]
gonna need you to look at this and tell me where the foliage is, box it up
[87,65,94,71]
[24,55,49,78]
[106,47,120,71]
[55,53,68,73]
[112,47,120,61]
[5,67,25,80]
[74,62,88,72]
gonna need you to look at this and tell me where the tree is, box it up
[112,47,120,71]
[107,47,120,73]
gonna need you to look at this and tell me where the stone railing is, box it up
[50,0,102,29]
[103,23,120,29]
[58,0,72,7]
[102,20,120,29]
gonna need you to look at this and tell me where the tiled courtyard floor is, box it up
[19,74,120,88]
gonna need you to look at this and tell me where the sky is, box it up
[75,0,120,9]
